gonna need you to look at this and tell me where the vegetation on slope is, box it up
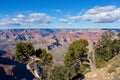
[14,41,52,80]
[95,31,120,68]
[13,31,120,80]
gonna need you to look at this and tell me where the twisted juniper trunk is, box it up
[82,51,96,72]
[26,56,42,80]
[88,58,96,71]
[92,49,96,69]
[88,50,96,71]
[87,52,96,71]
[82,58,96,72]
[86,43,96,71]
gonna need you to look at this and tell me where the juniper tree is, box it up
[14,41,52,80]
[64,39,94,79]
[95,31,120,68]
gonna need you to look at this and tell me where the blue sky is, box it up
[0,0,120,29]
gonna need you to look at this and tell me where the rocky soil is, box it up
[85,55,120,80]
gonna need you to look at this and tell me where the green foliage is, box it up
[33,48,53,79]
[50,66,67,80]
[66,62,81,79]
[112,39,120,55]
[14,32,120,79]
[35,48,53,74]
[101,30,115,41]
[79,64,90,73]
[14,41,52,65]
[95,54,105,68]
[35,49,52,66]
[95,31,120,68]
[14,41,34,63]
[64,39,88,67]
[51,65,84,80]
[95,31,113,67]
[40,49,52,66]
[64,39,89,79]
[14,41,53,79]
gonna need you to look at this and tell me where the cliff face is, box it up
[0,56,34,80]
[0,29,103,64]
[0,29,104,79]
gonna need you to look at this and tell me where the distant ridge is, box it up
[102,28,120,32]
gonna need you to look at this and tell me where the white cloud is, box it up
[82,5,120,23]
[67,15,81,22]
[59,18,69,24]
[0,13,52,26]
[28,13,52,24]
[62,5,120,23]
[16,14,26,18]
[54,9,62,13]
[0,18,22,26]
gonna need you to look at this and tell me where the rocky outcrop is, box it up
[0,29,119,79]
[0,29,105,65]
[85,54,120,80]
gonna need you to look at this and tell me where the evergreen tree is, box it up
[64,39,89,79]
[95,31,120,68]
[14,41,52,80]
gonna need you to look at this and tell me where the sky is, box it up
[0,0,120,29]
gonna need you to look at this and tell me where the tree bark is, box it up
[26,56,43,80]
[87,44,96,71]
[87,58,96,71]
[82,51,96,72]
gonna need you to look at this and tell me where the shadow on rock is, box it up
[0,66,14,80]
[0,57,34,80]
[0,50,7,56]
[72,73,85,80]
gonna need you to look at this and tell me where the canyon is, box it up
[0,29,119,79]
